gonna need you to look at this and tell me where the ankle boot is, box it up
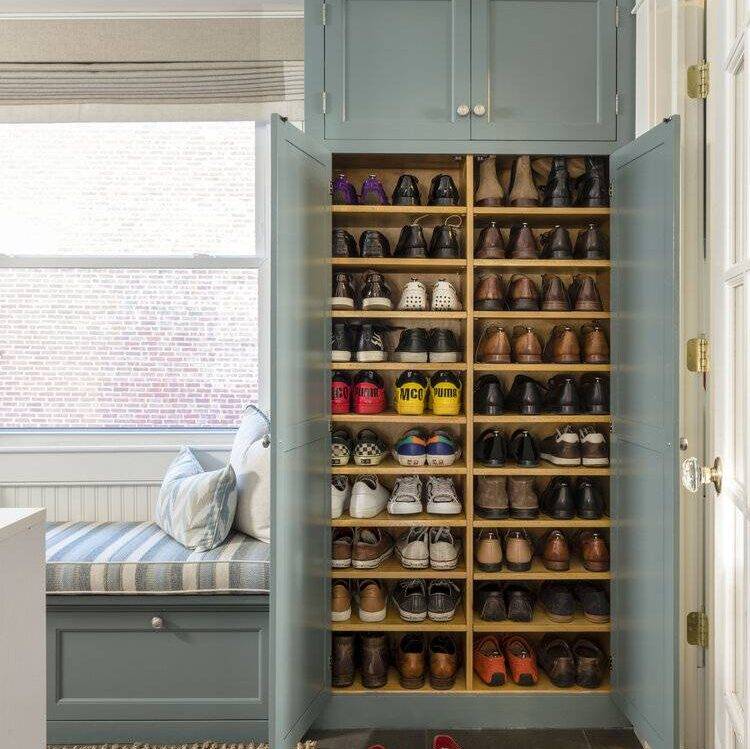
[541,274,571,311]
[575,156,609,207]
[512,326,543,364]
[574,224,609,259]
[508,155,540,206]
[540,225,573,259]
[430,221,461,259]
[581,323,610,364]
[475,273,507,311]
[475,156,505,206]
[475,221,505,259]
[428,174,460,206]
[392,174,421,206]
[476,325,512,363]
[544,325,581,364]
[394,223,428,258]
[542,156,573,207]
[506,222,539,259]
[569,274,603,311]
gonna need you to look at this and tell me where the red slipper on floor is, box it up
[433,735,462,749]
[368,745,387,749]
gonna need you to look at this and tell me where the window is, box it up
[0,121,262,430]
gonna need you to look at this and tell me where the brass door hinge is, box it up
[686,336,710,373]
[322,91,328,114]
[687,61,709,99]
[687,611,709,648]
[321,1,327,25]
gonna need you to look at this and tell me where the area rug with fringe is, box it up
[50,742,317,749]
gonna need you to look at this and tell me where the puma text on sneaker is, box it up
[349,475,390,518]
[388,474,424,515]
[394,370,429,415]
[352,370,386,414]
[425,476,462,515]
[428,370,463,416]
[393,428,428,466]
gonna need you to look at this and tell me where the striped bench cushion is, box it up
[46,521,269,595]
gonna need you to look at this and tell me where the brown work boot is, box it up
[541,274,571,311]
[508,155,540,207]
[396,633,426,689]
[475,528,503,571]
[505,529,533,572]
[475,273,507,311]
[361,633,389,688]
[475,156,505,206]
[429,635,459,689]
[507,275,541,312]
[507,475,539,519]
[581,323,610,363]
[542,529,571,571]
[544,325,581,364]
[577,531,610,572]
[476,325,512,363]
[332,633,355,687]
[475,221,505,259]
[512,325,543,364]
[475,475,509,519]
[569,274,603,312]
[506,222,539,259]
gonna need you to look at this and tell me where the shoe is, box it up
[509,428,540,467]
[331,427,353,465]
[394,223,428,258]
[431,279,462,311]
[539,636,576,688]
[396,526,429,568]
[425,476,462,515]
[331,272,356,309]
[509,325,542,364]
[433,735,463,749]
[544,325,581,364]
[580,374,609,414]
[503,635,539,686]
[398,278,428,311]
[540,580,575,622]
[429,527,461,569]
[575,156,609,207]
[575,224,609,259]
[428,174,460,206]
[541,476,576,520]
[356,579,388,622]
[542,156,573,207]
[359,229,391,258]
[474,374,505,416]
[540,225,574,259]
[577,530,610,571]
[474,475,509,519]
[355,323,388,362]
[428,371,462,416]
[392,174,421,206]
[396,633,426,689]
[394,370,428,415]
[393,428,428,466]
[428,328,461,363]
[331,476,351,519]
[572,637,607,688]
[507,274,540,311]
[428,579,461,621]
[476,428,508,467]
[542,529,571,571]
[353,428,388,466]
[579,427,609,466]
[392,578,428,621]
[574,581,610,622]
[430,220,462,259]
[332,633,355,687]
[333,228,358,257]
[505,222,539,259]
[388,475,424,516]
[331,580,352,622]
[476,582,507,621]
[474,635,507,686]
[349,475,390,518]
[474,221,506,259]
[426,429,462,466]
[581,322,610,364]
[351,527,394,568]
[361,271,393,311]
[332,173,358,205]
[429,635,459,689]
[352,370,386,414]
[544,374,582,414]
[394,328,429,362]
[475,528,503,572]
[331,370,352,414]
[541,426,582,466]
[331,528,353,568]
[569,274,603,311]
[504,528,533,572]
[575,477,605,519]
[332,322,355,362]
[474,272,507,311]
[541,274,571,311]
[360,632,389,688]
[507,475,540,519]
[476,325,512,364]
[361,174,388,205]
[508,155,540,206]
[505,583,534,622]
[505,374,544,415]
[475,155,505,206]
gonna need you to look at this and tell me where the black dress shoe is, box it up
[332,228,358,257]
[504,584,534,622]
[544,375,582,414]
[393,328,429,363]
[476,582,507,621]
[539,636,576,688]
[539,581,575,622]
[428,174,460,206]
[542,156,573,207]
[573,582,610,622]
[541,476,576,519]
[539,225,573,259]
[476,428,508,466]
[505,375,545,415]
[574,224,609,259]
[575,477,605,519]
[392,174,421,206]
[359,230,391,258]
[394,224,428,258]
[509,429,540,467]
[429,224,461,258]
[331,321,355,362]
[575,156,609,207]
[474,374,505,415]
[580,374,609,414]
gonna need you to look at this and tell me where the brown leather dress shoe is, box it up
[581,323,610,363]
[542,529,571,571]
[396,633,426,689]
[572,637,607,688]
[569,274,603,311]
[475,273,507,311]
[574,224,609,259]
[541,274,571,311]
[540,225,573,258]
[429,635,459,689]
[508,156,540,206]
[506,222,539,259]
[507,275,541,311]
[476,325,512,363]
[505,529,533,572]
[361,632,389,688]
[475,221,505,259]
[475,528,503,571]
[578,530,610,571]
[512,326,543,364]
[544,325,581,364]
[475,156,505,206]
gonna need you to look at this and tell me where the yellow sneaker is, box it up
[393,370,428,415]
[428,371,463,415]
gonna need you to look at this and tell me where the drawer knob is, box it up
[151,616,165,631]
[473,103,487,117]
[456,104,470,117]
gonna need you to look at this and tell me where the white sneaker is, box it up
[425,476,462,515]
[331,476,351,519]
[349,475,390,518]
[429,527,461,570]
[387,474,424,515]
[398,279,428,311]
[395,527,430,568]
[431,279,462,311]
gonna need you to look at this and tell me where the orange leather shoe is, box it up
[473,635,507,686]
[503,634,539,686]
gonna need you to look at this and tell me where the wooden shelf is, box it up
[330,362,467,371]
[331,457,468,476]
[473,517,610,529]
[331,410,467,424]
[332,205,467,215]
[332,668,467,693]
[473,259,610,270]
[472,414,611,424]
[473,558,611,581]
[332,605,467,632]
[330,258,467,271]
[332,510,467,527]
[474,465,610,476]
[471,673,610,693]
[473,363,611,373]
[474,311,610,320]
[473,606,610,633]
[332,557,467,579]
[332,310,466,319]
[473,207,610,225]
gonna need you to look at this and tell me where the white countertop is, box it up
[0,508,45,544]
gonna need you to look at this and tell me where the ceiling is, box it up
[0,1,304,18]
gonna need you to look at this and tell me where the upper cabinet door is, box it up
[324,0,472,140]
[470,0,617,141]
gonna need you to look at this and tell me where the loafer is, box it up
[505,374,545,415]
[476,427,508,466]
[474,374,506,415]
[474,635,507,686]
[504,583,534,622]
[476,582,507,621]
[540,581,576,623]
[574,581,610,622]
[575,477,606,519]
[503,635,539,686]
[544,375,582,415]
[509,428,540,467]
[539,636,576,688]
[541,476,577,519]
[573,637,607,688]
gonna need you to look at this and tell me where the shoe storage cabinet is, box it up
[329,153,611,694]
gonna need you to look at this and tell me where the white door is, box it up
[707,2,750,747]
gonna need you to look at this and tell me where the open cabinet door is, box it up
[610,116,680,749]
[259,116,331,749]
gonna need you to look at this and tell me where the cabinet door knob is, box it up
[473,104,487,117]
[151,616,165,631]
[456,104,470,117]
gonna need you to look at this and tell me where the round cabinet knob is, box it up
[151,616,165,631]
[456,104,470,117]
[473,103,487,117]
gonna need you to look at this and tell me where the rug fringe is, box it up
[50,742,316,749]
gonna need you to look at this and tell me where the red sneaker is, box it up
[353,370,386,414]
[433,735,462,749]
[331,371,352,414]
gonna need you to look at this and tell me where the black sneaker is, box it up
[393,328,429,363]
[359,230,391,258]
[355,323,388,363]
[428,328,460,363]
[331,322,355,362]
[361,272,393,311]
[332,228,358,258]
[331,272,356,310]
[394,224,428,258]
